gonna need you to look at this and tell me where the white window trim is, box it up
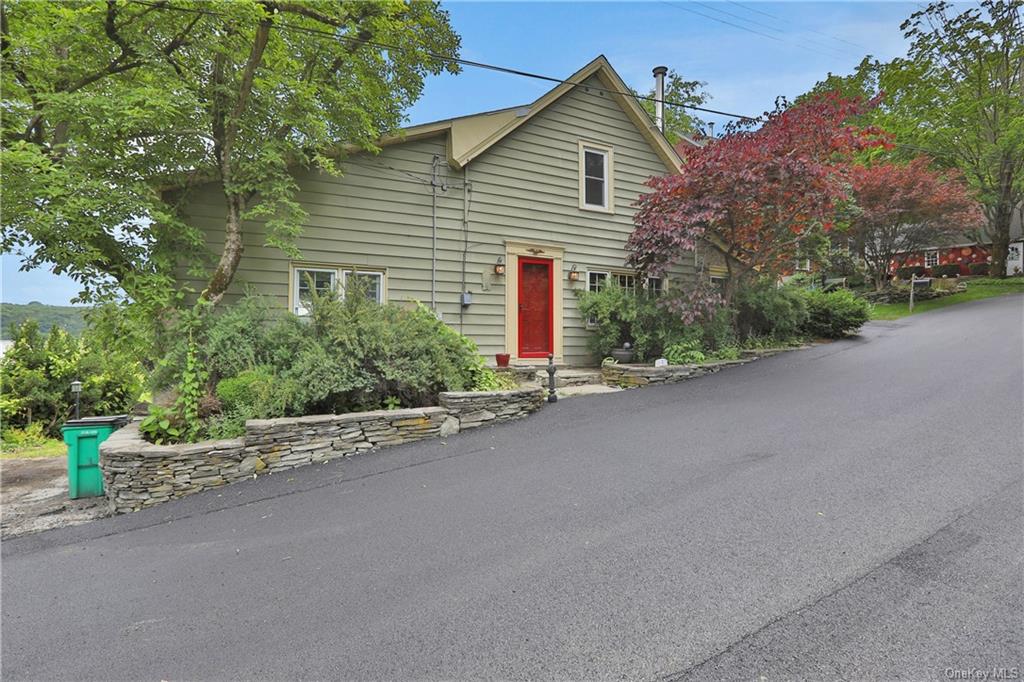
[342,269,385,305]
[578,140,614,214]
[587,269,610,292]
[645,276,664,295]
[924,250,939,268]
[585,270,610,327]
[289,263,387,316]
[291,266,338,316]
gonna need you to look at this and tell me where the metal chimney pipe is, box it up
[652,66,668,133]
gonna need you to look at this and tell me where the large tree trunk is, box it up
[202,194,245,305]
[988,179,1015,279]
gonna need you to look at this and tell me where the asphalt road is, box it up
[3,294,1022,681]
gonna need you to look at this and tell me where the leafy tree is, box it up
[849,157,986,289]
[0,320,145,437]
[627,94,890,306]
[2,0,460,307]
[804,1,1023,278]
[636,68,711,143]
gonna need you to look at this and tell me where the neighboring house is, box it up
[175,56,696,366]
[888,206,1024,277]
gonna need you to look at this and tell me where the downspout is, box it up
[459,164,471,333]
[430,155,439,310]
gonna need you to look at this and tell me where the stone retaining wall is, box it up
[101,386,545,514]
[601,359,753,388]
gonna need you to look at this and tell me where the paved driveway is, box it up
[3,294,1022,680]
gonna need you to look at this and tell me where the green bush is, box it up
[798,289,871,338]
[968,262,991,276]
[664,340,705,365]
[154,290,492,442]
[576,283,696,361]
[896,266,927,280]
[929,264,960,278]
[734,282,808,340]
[0,320,144,438]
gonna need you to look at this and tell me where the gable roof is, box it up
[386,56,683,174]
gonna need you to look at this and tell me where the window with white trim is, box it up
[709,275,727,293]
[924,250,939,268]
[579,143,613,211]
[291,264,385,316]
[613,273,636,294]
[586,271,609,326]
[293,267,338,316]
[645,276,663,296]
[344,270,384,304]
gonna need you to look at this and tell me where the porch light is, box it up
[494,257,505,276]
[568,264,581,282]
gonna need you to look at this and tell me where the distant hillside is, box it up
[1,302,89,338]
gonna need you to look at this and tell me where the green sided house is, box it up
[178,56,697,366]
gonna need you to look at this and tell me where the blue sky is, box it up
[3,0,937,306]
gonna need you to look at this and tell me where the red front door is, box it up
[517,257,553,358]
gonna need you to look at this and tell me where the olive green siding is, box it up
[180,75,693,365]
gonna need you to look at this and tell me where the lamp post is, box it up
[70,380,82,420]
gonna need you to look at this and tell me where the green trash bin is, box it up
[61,415,129,499]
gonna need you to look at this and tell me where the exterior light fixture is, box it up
[568,264,581,282]
[70,380,82,420]
[494,257,505,276]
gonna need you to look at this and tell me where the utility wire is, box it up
[128,0,759,121]
[689,0,858,58]
[724,0,869,52]
[660,0,853,60]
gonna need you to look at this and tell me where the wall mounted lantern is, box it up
[567,264,581,282]
[494,257,505,276]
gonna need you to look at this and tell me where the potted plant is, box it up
[610,341,634,364]
[495,353,510,367]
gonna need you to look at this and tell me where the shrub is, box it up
[734,281,808,340]
[929,264,960,278]
[895,266,927,280]
[708,346,741,361]
[216,366,283,418]
[576,283,692,361]
[798,289,871,338]
[968,262,991,276]
[0,320,144,438]
[138,405,186,445]
[699,307,739,352]
[664,340,705,365]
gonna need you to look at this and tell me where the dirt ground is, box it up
[1,457,108,539]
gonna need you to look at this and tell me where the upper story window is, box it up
[924,250,939,268]
[291,264,385,316]
[579,141,614,213]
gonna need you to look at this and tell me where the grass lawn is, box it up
[871,277,1024,320]
[1,439,66,459]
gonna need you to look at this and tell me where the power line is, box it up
[690,0,858,58]
[724,0,869,52]
[127,0,759,121]
[660,0,854,60]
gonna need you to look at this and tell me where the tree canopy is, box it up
[804,1,1023,277]
[2,0,460,307]
[848,157,986,289]
[628,93,890,307]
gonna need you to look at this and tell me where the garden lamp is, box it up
[70,380,82,420]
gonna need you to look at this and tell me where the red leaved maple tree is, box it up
[628,93,890,306]
[849,157,985,289]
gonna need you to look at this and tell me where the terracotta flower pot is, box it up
[495,353,511,367]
